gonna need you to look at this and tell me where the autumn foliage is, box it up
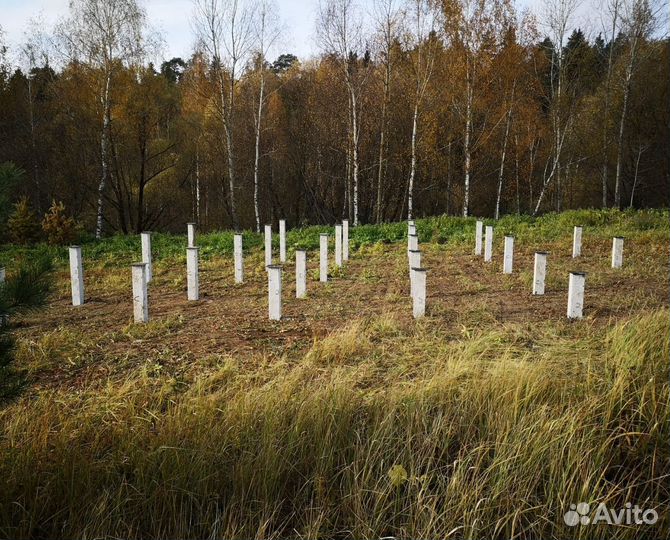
[7,198,40,245]
[41,200,78,246]
[0,0,666,237]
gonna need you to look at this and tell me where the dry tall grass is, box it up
[0,310,667,539]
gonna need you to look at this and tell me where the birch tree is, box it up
[251,0,281,232]
[317,0,369,226]
[493,12,537,219]
[442,0,512,217]
[494,97,513,219]
[372,0,402,223]
[193,0,255,230]
[597,0,622,207]
[613,0,658,208]
[532,0,580,215]
[55,0,150,238]
[405,0,438,220]
[180,52,209,228]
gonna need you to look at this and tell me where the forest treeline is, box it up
[0,0,667,238]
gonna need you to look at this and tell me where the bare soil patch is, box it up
[13,237,668,391]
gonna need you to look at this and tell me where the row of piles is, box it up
[472,221,625,319]
[41,219,625,323]
[64,220,353,323]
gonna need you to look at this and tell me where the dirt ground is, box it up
[12,236,669,391]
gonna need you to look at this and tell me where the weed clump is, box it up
[0,255,52,400]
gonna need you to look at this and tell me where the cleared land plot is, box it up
[12,228,668,391]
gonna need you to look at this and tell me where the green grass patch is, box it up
[2,209,667,269]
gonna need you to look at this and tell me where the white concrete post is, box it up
[567,272,586,319]
[408,222,416,238]
[68,245,85,306]
[408,234,419,269]
[408,250,421,298]
[335,224,343,267]
[503,235,514,274]
[141,232,152,282]
[408,234,419,252]
[411,267,426,319]
[611,237,624,269]
[234,234,244,283]
[342,219,349,261]
[132,263,149,323]
[279,219,287,263]
[475,220,483,256]
[296,250,307,298]
[0,267,5,284]
[319,233,328,283]
[532,252,548,295]
[187,222,196,248]
[187,247,199,301]
[267,265,282,320]
[484,226,493,262]
[264,224,272,268]
[572,226,582,258]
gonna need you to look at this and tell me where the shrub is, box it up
[42,200,78,245]
[7,197,41,245]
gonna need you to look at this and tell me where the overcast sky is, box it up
[2,0,599,65]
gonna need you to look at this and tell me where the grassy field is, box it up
[0,209,668,539]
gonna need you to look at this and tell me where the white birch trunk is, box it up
[495,106,513,220]
[350,89,360,226]
[462,69,473,218]
[614,44,635,209]
[253,67,265,233]
[95,72,112,239]
[195,146,201,225]
[601,0,620,208]
[376,60,390,224]
[408,101,419,220]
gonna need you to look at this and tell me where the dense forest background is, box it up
[0,0,667,238]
